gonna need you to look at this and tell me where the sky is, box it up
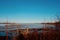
[0,0,60,23]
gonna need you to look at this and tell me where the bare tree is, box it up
[55,15,60,22]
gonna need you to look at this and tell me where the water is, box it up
[0,23,55,36]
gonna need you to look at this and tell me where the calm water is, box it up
[0,23,55,36]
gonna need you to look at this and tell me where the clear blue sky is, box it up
[0,0,60,23]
